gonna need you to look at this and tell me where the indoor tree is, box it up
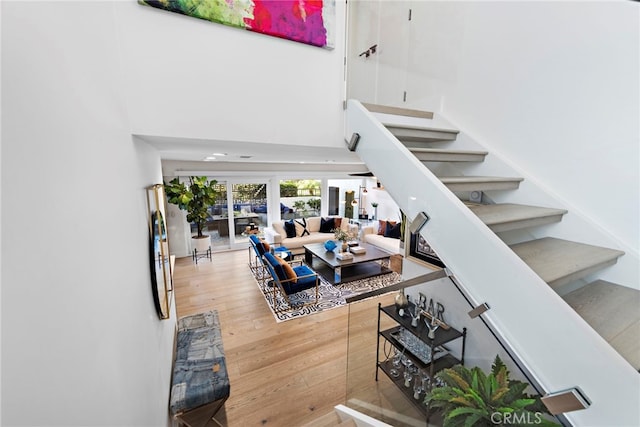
[164,176,218,239]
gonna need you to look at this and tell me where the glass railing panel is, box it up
[346,290,427,427]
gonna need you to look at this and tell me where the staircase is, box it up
[370,103,638,371]
[346,99,639,425]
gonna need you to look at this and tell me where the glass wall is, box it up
[279,179,321,219]
[193,180,269,251]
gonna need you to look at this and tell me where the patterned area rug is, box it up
[253,266,402,322]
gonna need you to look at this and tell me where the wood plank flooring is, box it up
[172,249,368,426]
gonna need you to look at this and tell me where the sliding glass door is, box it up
[229,181,268,249]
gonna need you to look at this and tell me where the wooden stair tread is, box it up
[409,147,487,162]
[385,124,459,143]
[440,176,524,183]
[609,320,640,370]
[362,102,434,119]
[510,238,625,288]
[468,203,568,232]
[384,123,459,134]
[439,176,524,192]
[565,280,640,369]
[564,280,640,341]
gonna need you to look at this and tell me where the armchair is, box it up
[262,252,319,312]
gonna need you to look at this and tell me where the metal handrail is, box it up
[344,270,447,304]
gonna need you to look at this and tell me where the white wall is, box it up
[349,1,639,260]
[2,2,176,425]
[115,0,347,149]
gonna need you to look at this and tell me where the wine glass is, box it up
[403,370,413,388]
[413,373,424,399]
[390,348,402,378]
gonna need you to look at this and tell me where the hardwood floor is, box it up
[173,249,422,427]
[173,249,352,426]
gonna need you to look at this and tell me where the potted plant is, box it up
[164,176,218,253]
[425,355,558,427]
[333,228,356,252]
[371,202,378,220]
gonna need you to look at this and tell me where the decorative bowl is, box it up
[324,240,337,252]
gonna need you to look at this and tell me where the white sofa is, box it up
[264,216,356,255]
[361,221,403,255]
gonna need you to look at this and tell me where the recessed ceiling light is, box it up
[212,153,227,156]
[204,156,216,161]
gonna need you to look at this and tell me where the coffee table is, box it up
[304,242,392,285]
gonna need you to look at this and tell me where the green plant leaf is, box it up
[463,413,484,427]
[447,406,488,420]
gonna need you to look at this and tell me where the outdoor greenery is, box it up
[293,200,307,211]
[279,179,321,196]
[425,355,558,427]
[307,198,321,211]
[164,176,218,238]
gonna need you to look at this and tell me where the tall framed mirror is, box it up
[146,184,172,319]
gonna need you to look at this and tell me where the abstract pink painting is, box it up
[139,0,335,50]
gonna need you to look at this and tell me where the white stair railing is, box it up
[346,99,639,426]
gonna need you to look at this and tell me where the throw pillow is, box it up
[378,220,396,235]
[334,218,342,229]
[319,217,335,233]
[294,218,310,237]
[384,221,402,239]
[284,219,296,238]
[276,256,297,283]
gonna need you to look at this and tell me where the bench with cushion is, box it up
[170,310,230,427]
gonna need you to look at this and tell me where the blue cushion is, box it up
[264,252,287,281]
[254,242,266,256]
[249,234,261,244]
[294,265,316,285]
[284,220,296,238]
[319,217,335,233]
[281,265,316,294]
